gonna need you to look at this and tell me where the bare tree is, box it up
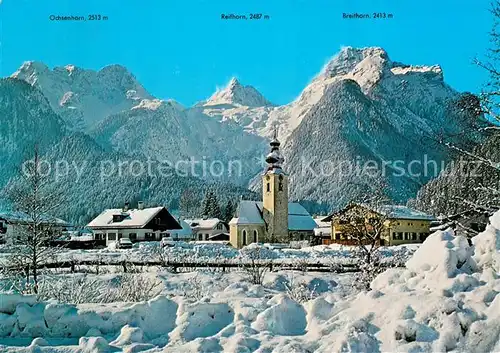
[337,181,391,290]
[5,146,66,294]
[240,246,273,285]
[337,204,388,290]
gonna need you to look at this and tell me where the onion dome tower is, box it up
[262,127,289,242]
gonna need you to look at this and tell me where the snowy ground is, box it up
[0,241,419,267]
[0,211,499,352]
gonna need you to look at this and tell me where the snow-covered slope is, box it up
[11,61,152,129]
[0,78,66,187]
[91,98,268,184]
[247,47,476,205]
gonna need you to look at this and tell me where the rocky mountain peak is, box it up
[11,61,50,84]
[204,77,273,107]
[10,62,152,129]
[321,47,390,78]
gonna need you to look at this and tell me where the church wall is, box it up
[230,224,265,249]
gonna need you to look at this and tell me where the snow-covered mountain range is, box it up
[11,61,152,130]
[1,46,478,219]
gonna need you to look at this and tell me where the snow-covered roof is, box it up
[313,217,331,236]
[285,203,318,231]
[184,218,224,230]
[314,217,330,228]
[0,211,69,226]
[375,205,436,221]
[230,201,316,231]
[324,204,436,222]
[87,207,164,229]
[230,201,265,225]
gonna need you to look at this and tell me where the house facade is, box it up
[0,211,69,245]
[229,135,316,249]
[87,203,181,245]
[313,217,332,245]
[184,218,229,241]
[323,204,435,246]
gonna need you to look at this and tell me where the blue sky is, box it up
[0,0,493,106]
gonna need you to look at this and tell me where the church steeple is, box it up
[262,127,289,243]
[265,128,285,173]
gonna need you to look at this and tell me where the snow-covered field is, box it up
[0,211,499,352]
[0,241,418,267]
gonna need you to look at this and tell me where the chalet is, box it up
[0,211,69,245]
[87,202,181,246]
[184,218,229,241]
[322,204,436,246]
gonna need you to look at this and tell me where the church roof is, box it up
[229,201,264,225]
[229,200,317,231]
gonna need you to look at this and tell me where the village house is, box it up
[322,203,436,246]
[87,202,181,246]
[0,211,69,245]
[313,216,332,245]
[229,135,317,249]
[184,218,229,241]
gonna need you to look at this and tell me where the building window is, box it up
[411,232,417,240]
[129,233,137,241]
[242,230,247,246]
[393,232,403,240]
[266,183,270,192]
[253,230,258,243]
[278,183,283,191]
[108,233,116,241]
[420,233,429,241]
[112,215,124,223]
[198,234,202,241]
[404,232,410,240]
[145,232,155,240]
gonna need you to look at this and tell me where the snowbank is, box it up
[0,294,178,341]
[0,211,499,352]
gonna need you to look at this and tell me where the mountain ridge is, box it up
[6,47,479,213]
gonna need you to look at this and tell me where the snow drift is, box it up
[1,211,499,352]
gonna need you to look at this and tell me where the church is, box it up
[229,134,317,248]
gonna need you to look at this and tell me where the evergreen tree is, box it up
[223,199,236,223]
[201,189,223,219]
[212,193,223,220]
[180,189,200,218]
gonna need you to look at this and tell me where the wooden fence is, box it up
[1,259,405,274]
